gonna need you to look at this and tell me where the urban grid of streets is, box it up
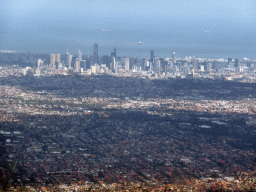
[0,74,255,191]
[0,51,256,191]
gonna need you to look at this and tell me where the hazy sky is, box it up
[1,0,256,57]
[2,0,255,27]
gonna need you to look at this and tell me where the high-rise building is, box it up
[114,62,119,73]
[78,49,82,61]
[173,65,179,73]
[91,64,100,74]
[235,58,239,68]
[102,55,110,68]
[235,66,242,73]
[228,58,232,65]
[125,58,130,71]
[68,54,73,68]
[93,44,98,64]
[37,59,44,68]
[157,60,161,74]
[50,54,56,65]
[143,57,148,71]
[56,54,61,64]
[75,58,80,73]
[152,57,160,73]
[207,63,212,72]
[150,50,154,62]
[229,62,234,69]
[80,60,87,71]
[111,56,115,72]
[200,65,204,71]
[192,58,198,71]
[65,50,70,67]
[172,52,176,64]
[37,59,41,68]
[111,48,116,59]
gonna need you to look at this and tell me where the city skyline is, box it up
[1,1,256,190]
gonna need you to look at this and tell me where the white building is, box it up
[125,58,130,71]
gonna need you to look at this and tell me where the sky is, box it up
[1,0,256,58]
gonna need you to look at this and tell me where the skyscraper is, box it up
[125,58,130,71]
[235,58,239,68]
[111,56,115,72]
[37,59,43,68]
[150,50,154,62]
[102,55,110,68]
[75,58,80,73]
[78,49,82,61]
[111,48,116,59]
[207,63,212,72]
[93,44,98,64]
[65,49,69,67]
[69,55,73,68]
[50,54,56,65]
[152,57,160,73]
[80,60,87,71]
[192,58,198,71]
[228,58,232,65]
[56,54,61,64]
[157,60,161,74]
[66,52,73,69]
[172,52,176,64]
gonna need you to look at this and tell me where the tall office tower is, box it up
[125,58,130,71]
[114,63,119,73]
[78,49,82,61]
[192,58,198,71]
[150,50,154,62]
[111,48,116,58]
[207,63,212,72]
[50,54,56,65]
[230,62,234,69]
[157,60,161,74]
[75,58,80,73]
[37,59,44,68]
[228,58,232,65]
[80,60,87,71]
[102,55,110,68]
[37,59,41,68]
[200,65,204,71]
[65,50,69,67]
[111,56,115,72]
[149,62,153,72]
[152,57,159,73]
[93,44,99,64]
[173,65,179,73]
[56,54,61,64]
[235,58,239,68]
[143,57,148,71]
[67,54,73,68]
[172,52,176,64]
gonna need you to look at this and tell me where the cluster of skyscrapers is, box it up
[44,46,207,76]
[36,42,248,78]
[46,44,119,74]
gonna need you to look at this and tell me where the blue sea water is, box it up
[1,24,256,60]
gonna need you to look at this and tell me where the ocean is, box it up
[1,25,256,60]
